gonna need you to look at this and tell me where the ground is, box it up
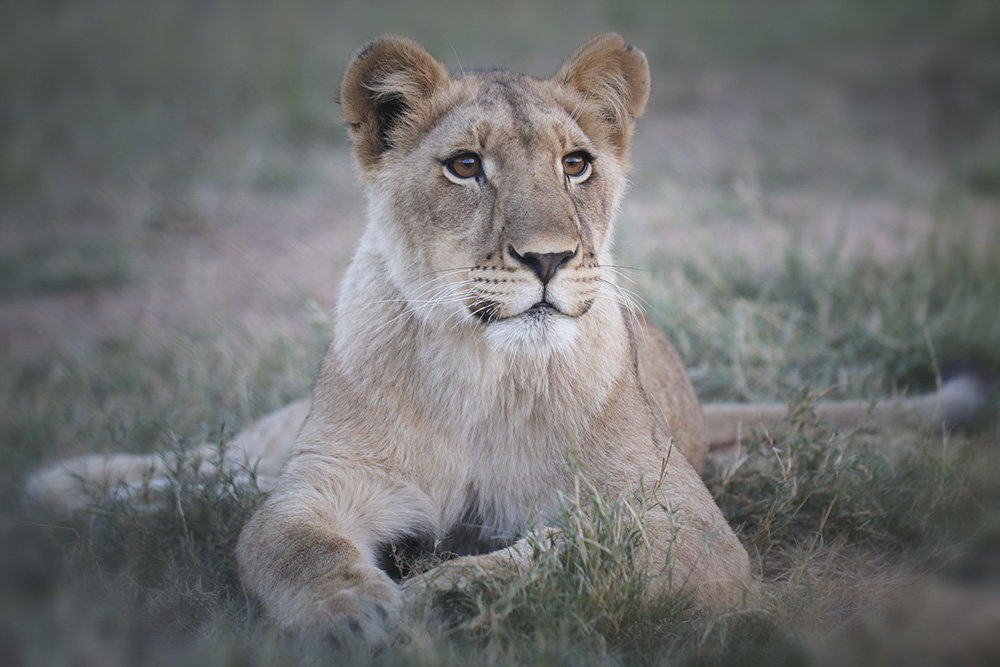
[1,1,999,664]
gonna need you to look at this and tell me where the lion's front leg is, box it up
[236,455,435,644]
[397,462,753,611]
[238,515,401,644]
[637,452,755,609]
[402,528,561,599]
[400,528,561,600]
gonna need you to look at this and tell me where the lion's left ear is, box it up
[552,33,650,155]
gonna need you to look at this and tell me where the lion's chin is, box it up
[480,305,580,357]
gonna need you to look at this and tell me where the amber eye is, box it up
[446,152,482,179]
[562,151,590,178]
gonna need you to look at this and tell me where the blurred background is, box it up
[2,0,999,664]
[2,0,998,362]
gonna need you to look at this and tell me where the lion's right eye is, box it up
[445,152,482,179]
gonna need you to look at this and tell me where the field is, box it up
[2,0,999,664]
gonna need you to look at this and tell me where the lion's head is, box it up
[339,34,649,354]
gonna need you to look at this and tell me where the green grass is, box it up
[0,238,132,296]
[3,0,999,665]
[636,217,1000,403]
[4,224,996,665]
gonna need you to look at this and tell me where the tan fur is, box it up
[701,373,986,450]
[235,33,755,638]
[25,34,985,642]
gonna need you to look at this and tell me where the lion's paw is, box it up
[400,560,478,600]
[400,529,565,604]
[308,565,403,646]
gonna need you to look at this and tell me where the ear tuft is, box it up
[553,33,650,154]
[340,35,450,171]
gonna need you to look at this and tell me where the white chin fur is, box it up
[482,311,580,357]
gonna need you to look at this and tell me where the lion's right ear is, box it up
[340,36,451,173]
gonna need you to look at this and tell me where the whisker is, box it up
[409,272,474,297]
[598,276,647,306]
[597,279,643,335]
[365,280,476,307]
[468,301,497,323]
[367,307,416,339]
[418,266,477,279]
[366,282,480,338]
[597,264,652,285]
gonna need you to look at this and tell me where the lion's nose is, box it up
[508,246,577,284]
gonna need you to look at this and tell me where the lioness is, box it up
[27,33,984,643]
[234,33,758,642]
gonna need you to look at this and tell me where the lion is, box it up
[26,34,985,643]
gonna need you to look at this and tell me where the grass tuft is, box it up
[413,476,689,663]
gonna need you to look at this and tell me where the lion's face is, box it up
[340,35,650,352]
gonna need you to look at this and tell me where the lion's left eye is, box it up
[562,151,591,178]
[445,152,482,179]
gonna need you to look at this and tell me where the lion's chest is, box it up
[399,347,605,548]
[415,411,582,555]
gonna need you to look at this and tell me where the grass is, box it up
[635,217,1000,402]
[4,224,996,665]
[0,238,132,296]
[3,0,999,665]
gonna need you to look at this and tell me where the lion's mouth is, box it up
[469,297,593,324]
[469,299,559,324]
[527,301,556,315]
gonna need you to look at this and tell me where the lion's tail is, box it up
[703,372,989,450]
[25,399,310,514]
[27,375,990,511]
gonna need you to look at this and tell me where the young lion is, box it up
[27,34,984,643]
[235,33,754,641]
